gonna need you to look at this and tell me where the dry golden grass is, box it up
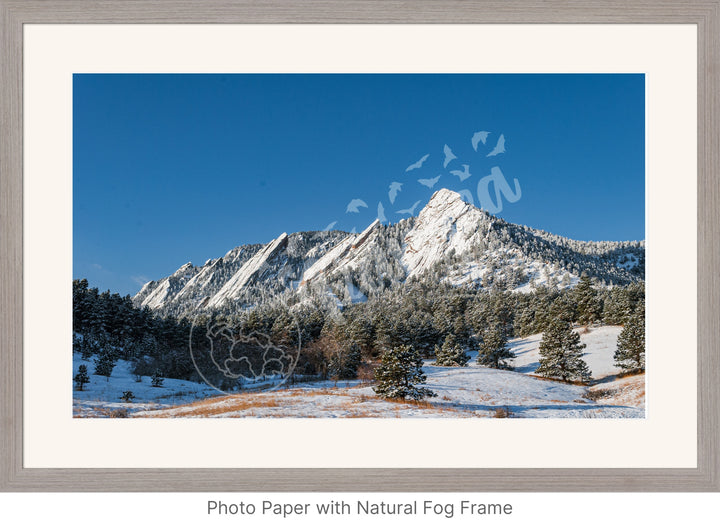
[143,386,350,418]
[615,370,646,379]
[493,407,512,418]
[385,397,438,409]
[583,388,618,401]
[583,375,645,408]
[528,374,590,386]
[344,410,376,418]
[149,395,284,418]
[119,378,495,419]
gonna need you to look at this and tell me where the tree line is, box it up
[74,272,645,395]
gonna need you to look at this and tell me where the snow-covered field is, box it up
[74,325,644,418]
[509,325,624,379]
[72,353,221,417]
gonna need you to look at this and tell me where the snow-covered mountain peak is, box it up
[133,190,644,317]
[427,188,466,207]
[402,189,487,278]
[175,262,195,275]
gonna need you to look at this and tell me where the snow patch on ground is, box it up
[509,325,624,379]
[75,326,644,419]
[72,353,221,416]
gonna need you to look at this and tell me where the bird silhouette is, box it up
[346,199,368,213]
[396,200,422,216]
[418,175,441,189]
[443,144,457,168]
[487,134,505,157]
[472,131,490,151]
[405,154,429,172]
[450,164,471,182]
[388,181,403,204]
[377,201,387,223]
[322,221,338,231]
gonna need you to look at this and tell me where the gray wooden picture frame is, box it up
[1,0,718,492]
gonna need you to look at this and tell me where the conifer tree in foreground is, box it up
[477,327,515,370]
[74,364,90,391]
[374,345,436,400]
[536,320,591,382]
[151,370,165,388]
[614,306,645,374]
[434,333,470,367]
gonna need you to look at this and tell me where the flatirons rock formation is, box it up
[133,189,644,317]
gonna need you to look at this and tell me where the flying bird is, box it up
[472,131,490,151]
[396,200,422,217]
[443,144,457,168]
[388,181,403,204]
[487,134,505,157]
[405,154,430,172]
[418,175,441,189]
[346,199,368,213]
[377,201,387,223]
[322,221,338,231]
[450,164,471,182]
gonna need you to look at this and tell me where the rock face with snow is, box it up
[300,220,381,287]
[207,233,289,308]
[134,188,644,317]
[135,262,197,311]
[402,188,491,279]
[133,230,351,316]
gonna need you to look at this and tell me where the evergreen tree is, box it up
[327,344,362,380]
[151,370,164,387]
[603,283,644,325]
[433,334,470,367]
[514,307,536,338]
[373,309,407,353]
[488,293,515,338]
[536,320,591,382]
[574,272,601,325]
[602,287,626,324]
[138,333,159,358]
[74,364,90,391]
[373,345,436,400]
[345,311,375,357]
[477,327,515,370]
[318,319,363,380]
[614,306,645,373]
[407,312,441,357]
[121,390,135,402]
[547,295,577,327]
[93,352,116,381]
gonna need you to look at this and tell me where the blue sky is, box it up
[73,74,645,296]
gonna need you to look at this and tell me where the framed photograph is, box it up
[1,1,718,491]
